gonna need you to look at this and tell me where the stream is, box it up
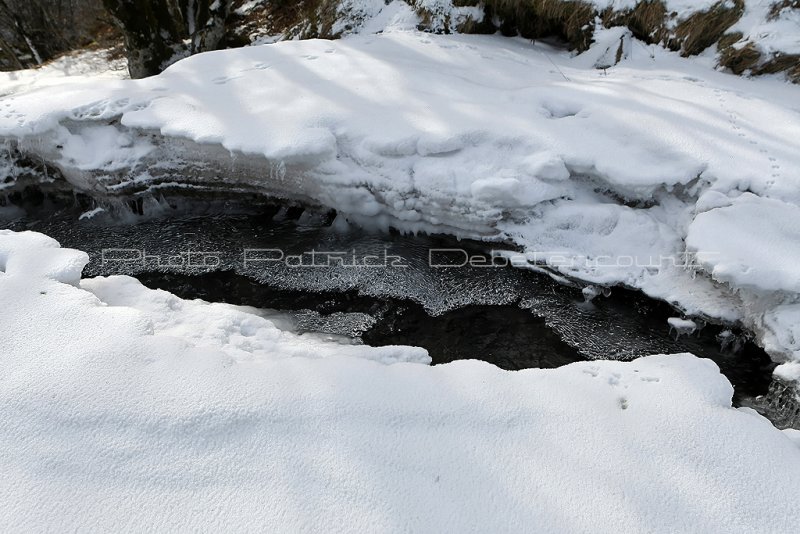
[0,189,776,407]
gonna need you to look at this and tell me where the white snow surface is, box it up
[687,192,800,294]
[2,229,800,532]
[0,48,127,98]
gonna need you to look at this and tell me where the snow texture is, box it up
[2,230,800,532]
[687,193,800,294]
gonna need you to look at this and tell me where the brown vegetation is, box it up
[672,0,744,56]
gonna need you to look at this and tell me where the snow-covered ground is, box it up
[0,48,127,98]
[1,229,800,532]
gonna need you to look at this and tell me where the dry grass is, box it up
[754,53,800,83]
[672,0,744,56]
[481,0,743,56]
[718,34,761,74]
[769,0,800,20]
[281,0,341,39]
[603,1,667,45]
[483,0,596,50]
[717,39,800,85]
[230,0,341,40]
[412,0,493,33]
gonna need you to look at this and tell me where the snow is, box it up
[775,361,800,382]
[2,229,800,531]
[687,193,800,293]
[0,230,87,286]
[763,302,800,362]
[7,32,799,200]
[684,192,800,375]
[0,48,127,98]
[785,428,800,448]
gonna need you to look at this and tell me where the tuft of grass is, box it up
[672,0,745,57]
[717,25,800,84]
[603,1,667,45]
[485,0,597,50]
[413,0,494,34]
[754,53,800,83]
[768,0,800,20]
[718,33,762,74]
[238,0,341,40]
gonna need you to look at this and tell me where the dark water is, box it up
[1,194,775,402]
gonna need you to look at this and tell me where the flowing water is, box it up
[1,191,775,405]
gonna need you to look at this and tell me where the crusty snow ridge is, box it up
[1,229,800,532]
[2,30,800,371]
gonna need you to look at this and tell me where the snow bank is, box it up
[687,192,800,374]
[764,302,800,367]
[688,193,800,294]
[2,229,800,532]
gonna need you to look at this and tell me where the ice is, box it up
[668,317,698,335]
[78,207,106,220]
[2,229,800,532]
